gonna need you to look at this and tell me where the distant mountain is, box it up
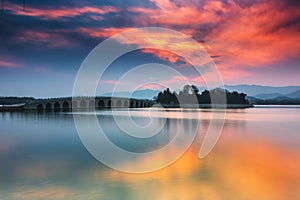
[272,96,292,101]
[253,89,300,100]
[254,93,284,100]
[286,89,300,99]
[245,96,259,101]
[101,89,160,99]
[224,84,300,96]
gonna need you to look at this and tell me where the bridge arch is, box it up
[54,102,60,112]
[37,104,43,111]
[116,100,122,108]
[89,100,95,108]
[124,101,128,108]
[62,101,69,111]
[72,101,78,109]
[108,100,113,108]
[130,101,134,108]
[45,102,51,111]
[98,100,104,108]
[80,100,86,108]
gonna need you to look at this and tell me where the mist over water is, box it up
[0,107,299,200]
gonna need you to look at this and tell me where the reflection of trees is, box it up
[155,85,249,105]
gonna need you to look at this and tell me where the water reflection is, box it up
[0,108,299,200]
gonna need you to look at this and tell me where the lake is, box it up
[0,106,299,200]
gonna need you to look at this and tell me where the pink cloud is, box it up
[138,83,166,90]
[17,30,74,48]
[99,80,120,85]
[129,0,227,26]
[160,66,252,88]
[0,60,21,68]
[5,3,118,20]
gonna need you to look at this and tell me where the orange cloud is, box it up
[132,0,299,69]
[205,0,300,68]
[124,0,300,85]
[78,27,211,67]
[113,29,211,66]
[77,27,130,38]
[141,49,184,63]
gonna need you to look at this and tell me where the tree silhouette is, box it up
[191,85,199,95]
[155,85,250,105]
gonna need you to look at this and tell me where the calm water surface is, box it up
[0,106,299,200]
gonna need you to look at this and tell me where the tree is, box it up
[183,85,190,94]
[191,85,199,95]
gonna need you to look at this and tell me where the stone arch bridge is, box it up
[24,97,154,111]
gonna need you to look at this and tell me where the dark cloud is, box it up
[233,0,256,8]
[273,17,300,32]
[285,0,300,6]
[192,24,220,41]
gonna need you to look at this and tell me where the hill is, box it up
[254,93,284,100]
[286,89,300,99]
[225,84,300,96]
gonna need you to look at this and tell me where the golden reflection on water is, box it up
[97,123,300,200]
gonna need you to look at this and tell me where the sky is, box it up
[0,0,299,97]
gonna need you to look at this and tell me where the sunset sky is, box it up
[0,0,299,97]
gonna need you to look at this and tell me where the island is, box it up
[154,85,253,108]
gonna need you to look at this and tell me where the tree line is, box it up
[0,97,35,105]
[155,85,249,105]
